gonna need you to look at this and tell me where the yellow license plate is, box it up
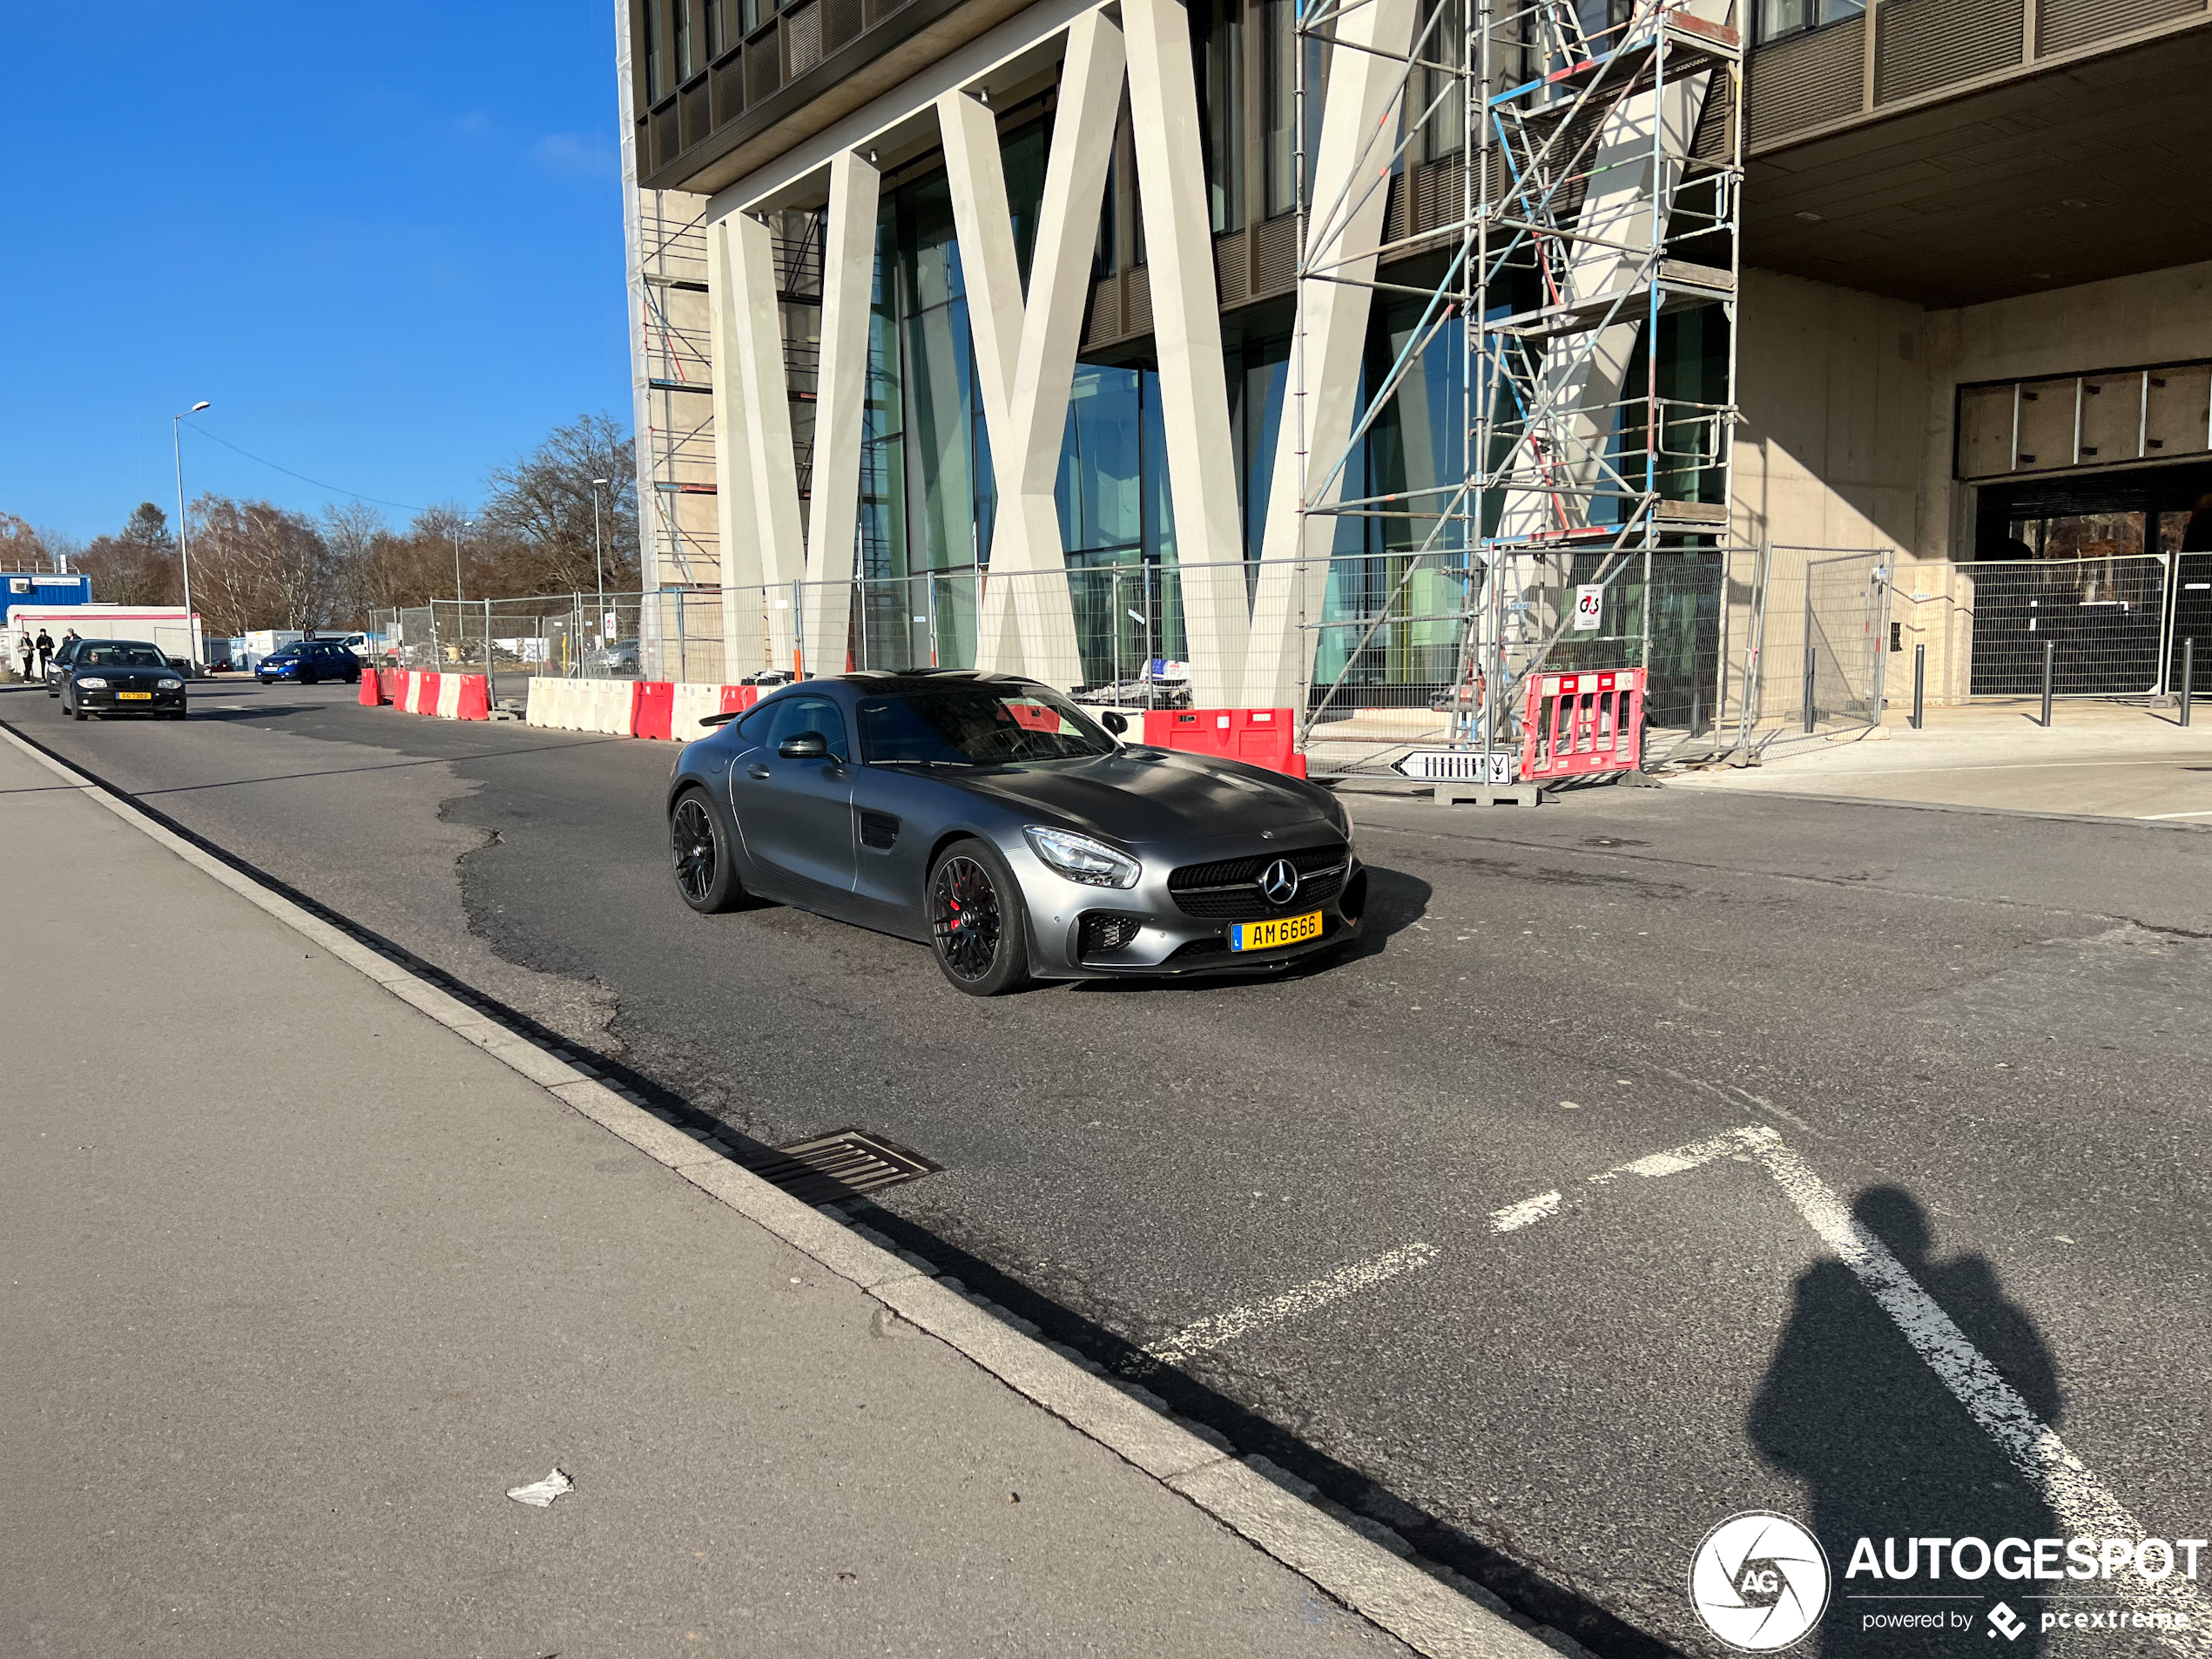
[1231,910,1322,953]
[118,691,153,700]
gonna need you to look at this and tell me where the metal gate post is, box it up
[1801,583,1817,733]
[1912,643,1925,729]
[2040,640,2056,727]
[484,596,496,706]
[2183,637,2195,728]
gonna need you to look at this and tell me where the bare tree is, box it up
[0,513,54,570]
[482,414,639,595]
[74,502,181,605]
[190,496,337,634]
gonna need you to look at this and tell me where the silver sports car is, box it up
[664,670,1366,995]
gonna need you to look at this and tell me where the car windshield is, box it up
[858,684,1117,765]
[79,644,165,668]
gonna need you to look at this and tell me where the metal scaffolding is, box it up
[1291,0,1744,772]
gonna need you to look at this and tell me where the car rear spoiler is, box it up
[699,710,742,727]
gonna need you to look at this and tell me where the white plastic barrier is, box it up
[402,672,429,714]
[670,683,726,738]
[525,676,635,736]
[435,676,462,719]
[584,679,635,735]
[525,677,583,731]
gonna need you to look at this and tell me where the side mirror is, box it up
[778,731,831,759]
[1100,710,1129,736]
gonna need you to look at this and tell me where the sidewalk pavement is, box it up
[1672,700,2212,819]
[0,732,1425,1658]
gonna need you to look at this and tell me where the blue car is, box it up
[257,639,362,685]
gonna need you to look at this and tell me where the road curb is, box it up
[0,720,1559,1659]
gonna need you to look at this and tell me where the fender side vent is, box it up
[742,1129,938,1204]
[860,810,900,849]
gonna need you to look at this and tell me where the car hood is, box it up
[80,665,173,684]
[947,749,1338,846]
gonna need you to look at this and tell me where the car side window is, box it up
[767,696,848,760]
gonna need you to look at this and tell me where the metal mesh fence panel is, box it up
[1959,556,2168,698]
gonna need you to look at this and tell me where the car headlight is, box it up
[1024,826,1141,889]
[76,677,108,689]
[158,678,183,691]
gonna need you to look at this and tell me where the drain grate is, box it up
[743,1129,939,1205]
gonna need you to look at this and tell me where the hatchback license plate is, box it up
[118,691,152,700]
[1231,910,1322,953]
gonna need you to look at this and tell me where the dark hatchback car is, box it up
[257,639,362,685]
[58,640,188,721]
[664,671,1364,995]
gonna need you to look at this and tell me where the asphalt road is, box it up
[10,678,2210,1659]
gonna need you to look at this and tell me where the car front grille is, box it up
[1167,841,1350,921]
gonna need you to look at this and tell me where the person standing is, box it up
[34,628,55,678]
[15,629,33,682]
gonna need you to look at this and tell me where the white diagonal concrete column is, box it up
[707,215,769,678]
[800,150,883,677]
[1241,0,1420,709]
[937,10,1124,690]
[1123,0,1248,708]
[727,210,809,672]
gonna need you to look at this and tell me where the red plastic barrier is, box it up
[1142,707,1307,779]
[454,674,490,721]
[358,668,383,706]
[418,671,441,716]
[633,680,675,741]
[718,685,761,715]
[1519,668,1643,782]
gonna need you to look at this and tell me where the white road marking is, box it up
[1587,1123,1778,1185]
[1754,1139,2212,1656]
[1488,1191,1561,1233]
[2140,807,2212,820]
[1144,1244,1439,1365]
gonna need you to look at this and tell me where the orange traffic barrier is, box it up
[358,668,384,706]
[453,674,490,721]
[718,685,761,716]
[1519,668,1643,782]
[1141,707,1307,779]
[633,680,675,740]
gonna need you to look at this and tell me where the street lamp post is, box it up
[590,479,611,649]
[172,401,211,669]
[450,516,473,668]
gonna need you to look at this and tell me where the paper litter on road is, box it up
[506,1468,575,1507]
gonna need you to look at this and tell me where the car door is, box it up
[728,692,860,909]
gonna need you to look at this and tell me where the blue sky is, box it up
[0,2,632,543]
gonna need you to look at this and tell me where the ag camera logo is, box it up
[1689,1512,1831,1651]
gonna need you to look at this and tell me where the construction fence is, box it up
[365,547,2208,772]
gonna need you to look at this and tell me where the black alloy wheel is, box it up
[927,839,1032,996]
[300,665,319,685]
[670,789,743,914]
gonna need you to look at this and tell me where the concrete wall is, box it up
[1732,267,1928,556]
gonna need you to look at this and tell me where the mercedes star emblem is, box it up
[1258,858,1300,907]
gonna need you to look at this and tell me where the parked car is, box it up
[590,637,640,673]
[664,670,1363,995]
[256,640,363,685]
[57,640,187,721]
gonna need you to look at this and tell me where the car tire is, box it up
[300,667,319,685]
[927,837,1033,996]
[71,705,85,721]
[670,787,745,914]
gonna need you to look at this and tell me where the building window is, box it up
[644,0,667,101]
[676,0,696,80]
[1193,0,1244,233]
[1757,0,1864,46]
[1264,0,1296,217]
[706,0,728,57]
